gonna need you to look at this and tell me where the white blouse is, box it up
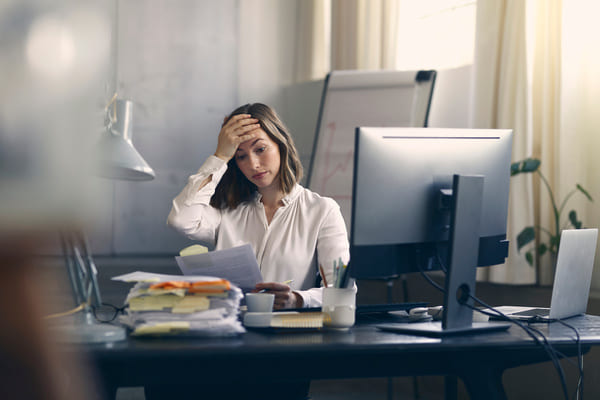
[167,155,350,307]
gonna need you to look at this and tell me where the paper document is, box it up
[112,271,225,283]
[175,243,263,292]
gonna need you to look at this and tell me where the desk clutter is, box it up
[112,271,245,336]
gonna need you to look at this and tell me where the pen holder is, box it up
[322,287,356,330]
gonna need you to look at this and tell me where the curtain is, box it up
[560,0,600,291]
[294,0,331,82]
[475,0,600,286]
[331,0,399,70]
[472,0,537,284]
[529,0,563,285]
[294,0,400,81]
[293,0,599,286]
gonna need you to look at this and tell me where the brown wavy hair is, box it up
[210,103,303,209]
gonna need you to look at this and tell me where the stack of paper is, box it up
[113,272,245,337]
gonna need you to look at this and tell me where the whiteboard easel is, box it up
[306,69,436,231]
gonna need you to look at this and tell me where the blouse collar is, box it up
[254,184,302,207]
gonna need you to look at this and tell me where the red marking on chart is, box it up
[318,121,354,195]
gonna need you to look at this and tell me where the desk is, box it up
[79,315,600,400]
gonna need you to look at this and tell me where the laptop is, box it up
[496,228,598,321]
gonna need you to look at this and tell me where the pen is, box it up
[333,260,338,287]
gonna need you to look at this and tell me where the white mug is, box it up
[245,293,275,313]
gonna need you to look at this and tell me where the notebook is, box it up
[495,228,598,321]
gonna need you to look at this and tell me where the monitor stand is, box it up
[377,175,510,337]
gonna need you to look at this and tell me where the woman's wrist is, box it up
[293,291,304,308]
[213,151,231,162]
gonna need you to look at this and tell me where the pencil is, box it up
[319,264,328,287]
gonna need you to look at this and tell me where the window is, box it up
[395,0,476,70]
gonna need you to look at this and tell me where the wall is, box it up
[89,0,240,255]
[87,0,310,256]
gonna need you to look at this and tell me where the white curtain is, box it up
[529,0,563,285]
[331,0,399,70]
[294,0,400,81]
[475,0,600,286]
[294,0,331,82]
[472,0,537,284]
[279,0,600,286]
[560,0,600,291]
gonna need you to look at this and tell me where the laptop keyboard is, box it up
[512,308,550,317]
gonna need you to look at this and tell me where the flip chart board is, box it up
[306,70,436,231]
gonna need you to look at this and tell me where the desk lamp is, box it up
[56,97,154,343]
[96,97,155,181]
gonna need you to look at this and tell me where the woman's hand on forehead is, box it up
[214,114,261,162]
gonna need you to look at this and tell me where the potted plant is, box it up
[511,158,593,267]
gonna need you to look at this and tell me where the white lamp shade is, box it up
[96,99,155,181]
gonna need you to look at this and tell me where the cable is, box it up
[465,295,574,400]
[418,253,578,400]
[418,262,445,293]
[556,319,584,400]
[44,302,86,319]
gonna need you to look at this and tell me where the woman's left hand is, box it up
[254,282,301,309]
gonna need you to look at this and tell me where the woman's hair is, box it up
[210,103,303,209]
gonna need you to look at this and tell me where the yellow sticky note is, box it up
[146,288,187,297]
[132,322,190,336]
[179,244,208,257]
[129,295,180,311]
[171,295,210,314]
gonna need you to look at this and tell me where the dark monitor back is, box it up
[350,127,513,279]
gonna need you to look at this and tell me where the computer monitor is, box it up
[349,127,513,336]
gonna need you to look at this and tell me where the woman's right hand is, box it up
[214,114,260,162]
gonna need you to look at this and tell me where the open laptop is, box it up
[495,228,598,321]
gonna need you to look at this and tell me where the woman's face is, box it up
[235,128,281,191]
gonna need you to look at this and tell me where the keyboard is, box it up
[273,302,428,314]
[356,302,428,314]
[510,308,550,317]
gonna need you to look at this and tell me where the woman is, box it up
[167,103,349,309]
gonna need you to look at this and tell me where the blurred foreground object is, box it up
[0,0,111,229]
[0,0,113,398]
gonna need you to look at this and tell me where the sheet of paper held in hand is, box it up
[175,243,262,292]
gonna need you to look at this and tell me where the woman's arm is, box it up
[168,114,260,244]
[167,156,228,246]
[297,201,350,308]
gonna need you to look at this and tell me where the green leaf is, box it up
[510,162,521,176]
[569,210,582,229]
[576,184,593,202]
[522,158,541,173]
[511,158,540,176]
[510,158,541,176]
[525,251,534,266]
[538,243,548,256]
[517,227,535,251]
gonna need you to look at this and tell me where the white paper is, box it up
[175,243,263,292]
[111,271,225,283]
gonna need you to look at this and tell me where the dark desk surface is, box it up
[76,314,600,400]
[68,264,600,399]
